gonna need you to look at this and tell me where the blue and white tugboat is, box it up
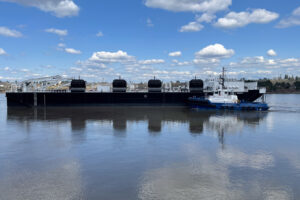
[189,68,269,111]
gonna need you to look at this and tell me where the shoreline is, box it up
[2,91,300,94]
[267,91,300,94]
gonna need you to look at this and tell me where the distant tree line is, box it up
[257,75,300,92]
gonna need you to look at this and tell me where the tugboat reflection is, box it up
[7,107,267,138]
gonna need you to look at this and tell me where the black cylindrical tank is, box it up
[148,79,162,92]
[148,79,162,88]
[112,79,127,92]
[112,79,127,88]
[189,79,203,92]
[70,79,86,92]
[71,79,86,88]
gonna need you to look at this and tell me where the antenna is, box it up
[221,67,226,89]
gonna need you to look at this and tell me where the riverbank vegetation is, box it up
[257,75,300,93]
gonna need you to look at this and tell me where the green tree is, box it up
[294,81,300,90]
[284,74,289,80]
[258,80,274,91]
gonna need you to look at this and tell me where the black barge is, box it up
[6,78,263,107]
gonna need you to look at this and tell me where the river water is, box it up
[0,94,300,200]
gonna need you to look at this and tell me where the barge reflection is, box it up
[7,107,267,139]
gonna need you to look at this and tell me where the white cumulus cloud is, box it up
[193,58,220,67]
[89,50,135,63]
[196,13,216,23]
[0,26,22,37]
[139,59,165,65]
[180,22,203,32]
[277,7,300,28]
[169,51,182,57]
[172,59,190,66]
[195,43,234,58]
[45,28,68,36]
[144,0,232,13]
[228,56,300,78]
[65,48,81,54]
[0,48,7,55]
[180,13,216,33]
[0,0,79,17]
[267,49,277,57]
[214,9,279,28]
[193,44,234,67]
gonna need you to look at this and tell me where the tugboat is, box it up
[189,68,269,111]
[189,90,269,111]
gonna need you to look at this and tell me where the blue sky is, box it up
[0,0,300,81]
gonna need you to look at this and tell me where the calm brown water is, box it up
[0,94,300,200]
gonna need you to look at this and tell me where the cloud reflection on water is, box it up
[0,160,83,200]
[138,144,290,200]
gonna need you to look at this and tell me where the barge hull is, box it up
[6,89,263,107]
[6,92,205,107]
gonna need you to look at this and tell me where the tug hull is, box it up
[189,97,269,111]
